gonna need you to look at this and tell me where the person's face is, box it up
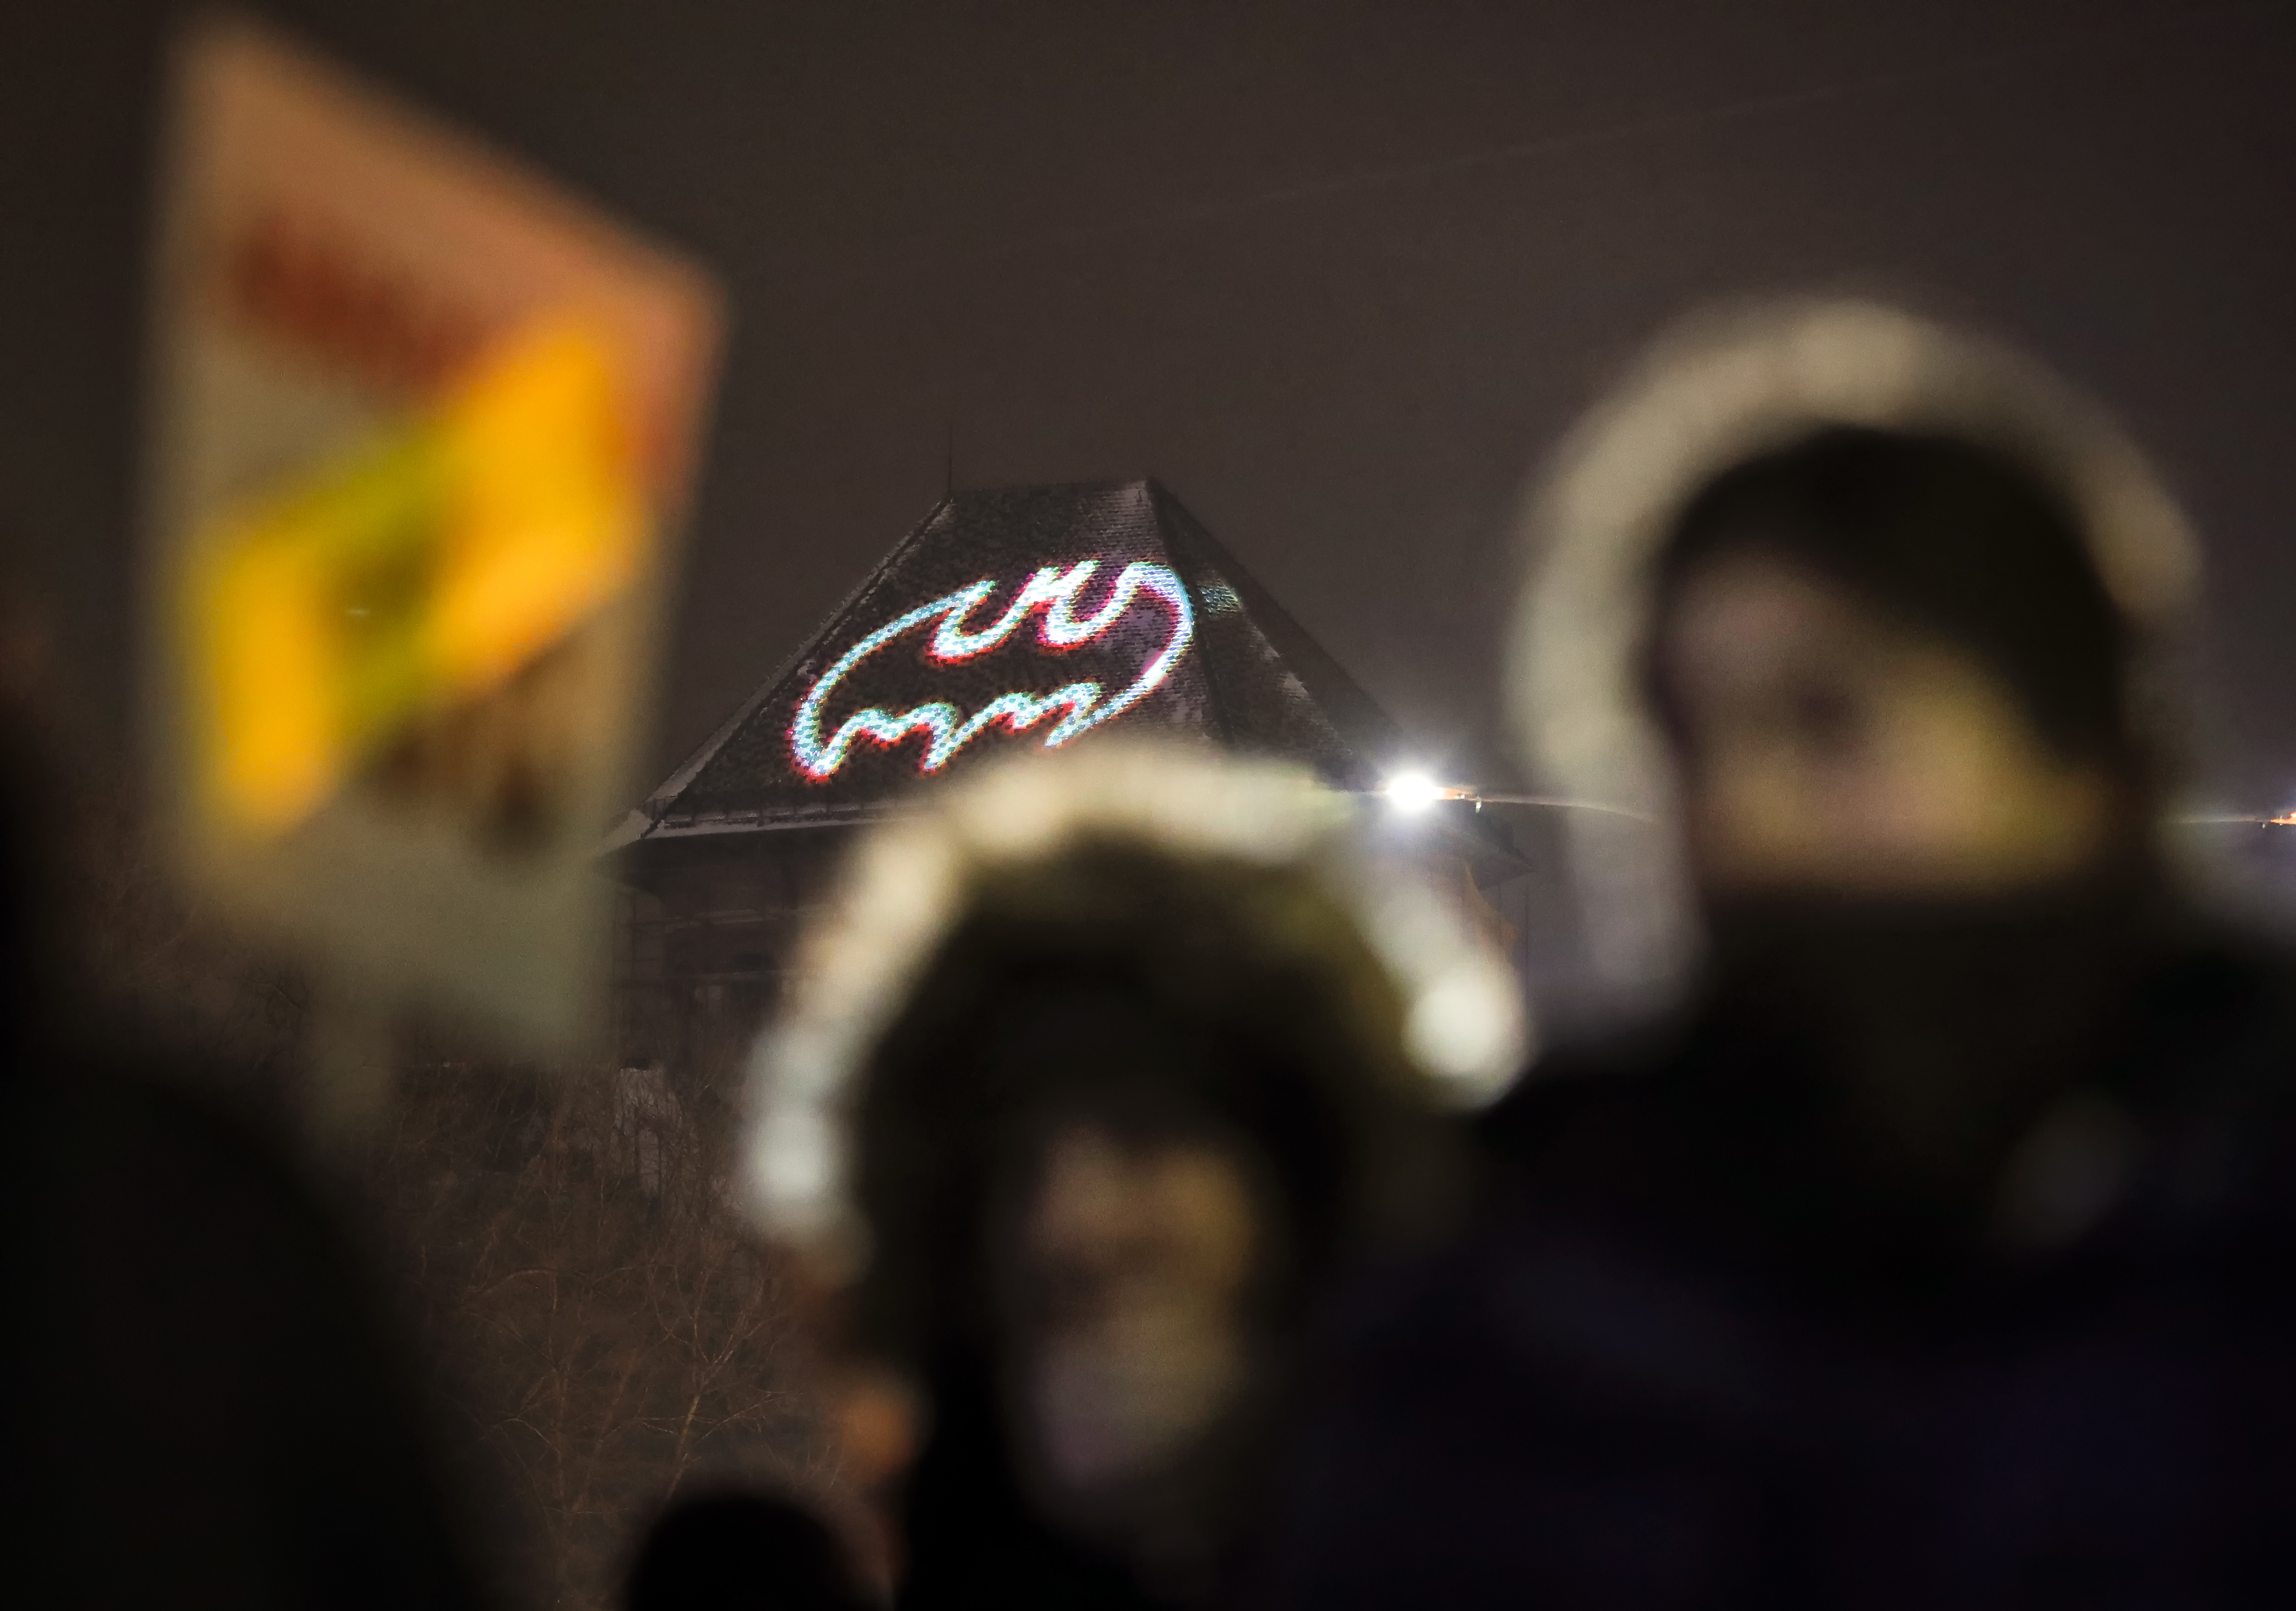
[991,1115,1265,1543]
[1655,549,2118,900]
[1019,1123,1257,1488]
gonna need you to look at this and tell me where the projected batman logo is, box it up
[790,559,1197,779]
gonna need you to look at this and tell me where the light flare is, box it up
[1383,772,1474,812]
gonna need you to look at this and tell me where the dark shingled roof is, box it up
[627,480,1404,837]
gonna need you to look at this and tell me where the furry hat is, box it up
[1507,297,2203,1014]
[742,740,1528,1283]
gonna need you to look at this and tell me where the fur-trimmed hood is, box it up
[1507,297,2204,1016]
[742,740,1528,1275]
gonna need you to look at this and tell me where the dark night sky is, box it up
[6,1,2295,802]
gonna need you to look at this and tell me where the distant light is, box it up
[1385,772,1444,812]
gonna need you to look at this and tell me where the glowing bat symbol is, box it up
[790,558,1196,779]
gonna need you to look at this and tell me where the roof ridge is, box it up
[639,494,955,816]
[1150,484,1402,768]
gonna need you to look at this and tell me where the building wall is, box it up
[612,829,854,1102]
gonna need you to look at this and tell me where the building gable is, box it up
[630,480,1400,838]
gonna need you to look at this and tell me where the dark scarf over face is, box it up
[1695,873,2167,1215]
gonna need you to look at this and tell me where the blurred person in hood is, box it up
[0,574,487,1610]
[739,743,1524,1609]
[1264,301,2296,1608]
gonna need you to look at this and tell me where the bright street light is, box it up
[1377,775,1659,823]
[1382,772,1455,812]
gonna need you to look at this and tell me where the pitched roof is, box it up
[626,479,1404,838]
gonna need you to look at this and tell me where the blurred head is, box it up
[1510,301,2201,1016]
[746,744,1524,1587]
[1644,427,2149,907]
[850,849,1435,1564]
[624,1492,863,1611]
[1635,427,2179,1186]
